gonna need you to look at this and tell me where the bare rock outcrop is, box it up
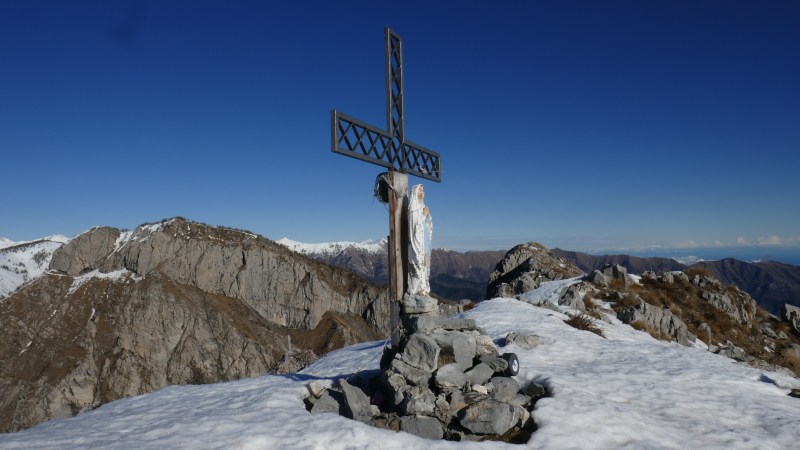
[486,243,582,299]
[53,219,389,333]
[781,303,800,335]
[617,297,692,346]
[49,226,119,276]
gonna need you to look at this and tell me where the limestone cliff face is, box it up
[49,219,390,333]
[0,218,387,432]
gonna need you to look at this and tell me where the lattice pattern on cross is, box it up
[331,28,441,182]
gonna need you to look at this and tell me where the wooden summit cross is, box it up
[330,28,441,346]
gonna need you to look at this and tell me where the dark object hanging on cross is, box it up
[330,28,442,347]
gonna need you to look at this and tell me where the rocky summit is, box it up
[306,291,544,442]
[0,218,388,432]
[486,243,583,299]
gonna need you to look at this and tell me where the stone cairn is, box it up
[305,293,546,442]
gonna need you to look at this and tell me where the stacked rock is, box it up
[306,293,544,442]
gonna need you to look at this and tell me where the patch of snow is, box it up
[19,341,32,355]
[0,238,67,299]
[67,269,141,296]
[518,277,581,306]
[111,230,134,254]
[2,284,799,448]
[277,237,387,255]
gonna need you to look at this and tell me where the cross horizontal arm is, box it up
[331,110,441,182]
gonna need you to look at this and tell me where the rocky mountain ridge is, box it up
[551,248,800,315]
[0,218,388,432]
[490,243,800,376]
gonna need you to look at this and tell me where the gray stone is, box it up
[310,390,343,415]
[641,271,657,282]
[402,334,440,372]
[479,355,508,372]
[402,293,438,314]
[389,358,431,387]
[400,415,444,440]
[407,315,479,333]
[458,399,517,435]
[401,386,436,416]
[339,379,374,423]
[782,304,800,334]
[700,290,755,325]
[307,380,326,398]
[430,330,477,371]
[446,389,467,412]
[505,332,543,349]
[512,393,532,407]
[433,395,452,423]
[490,377,520,403]
[761,323,778,339]
[598,263,632,287]
[716,340,745,360]
[617,299,691,346]
[523,382,546,399]
[516,405,531,427]
[465,363,495,386]
[559,283,589,311]
[475,334,498,356]
[463,391,490,405]
[778,330,789,340]
[434,363,467,389]
[586,270,608,287]
[659,272,675,284]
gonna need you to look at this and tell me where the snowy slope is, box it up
[0,237,16,249]
[0,236,69,299]
[1,284,799,448]
[277,237,386,255]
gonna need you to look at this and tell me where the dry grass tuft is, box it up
[630,320,671,341]
[565,314,605,338]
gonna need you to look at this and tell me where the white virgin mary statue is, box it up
[407,184,433,296]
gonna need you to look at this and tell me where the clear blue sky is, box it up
[1,1,799,260]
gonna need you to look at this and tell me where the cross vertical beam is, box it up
[386,28,404,168]
[330,28,443,347]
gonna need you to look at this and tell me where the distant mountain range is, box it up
[276,240,800,315]
[276,238,505,302]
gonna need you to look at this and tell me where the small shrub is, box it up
[684,267,711,279]
[608,278,628,292]
[564,314,605,338]
[615,293,641,309]
[582,293,595,309]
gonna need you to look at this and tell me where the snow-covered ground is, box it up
[277,237,386,255]
[0,236,69,299]
[2,284,799,448]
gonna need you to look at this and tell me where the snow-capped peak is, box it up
[277,237,386,255]
[0,238,15,250]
